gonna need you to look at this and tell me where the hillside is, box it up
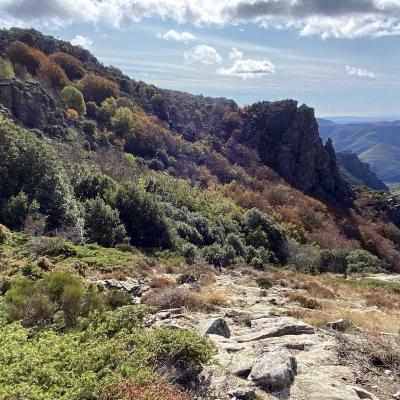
[318,119,400,184]
[0,27,399,400]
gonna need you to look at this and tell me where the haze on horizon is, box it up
[1,0,400,118]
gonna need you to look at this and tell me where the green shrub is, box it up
[346,249,382,274]
[84,197,128,247]
[181,243,197,264]
[0,224,11,244]
[0,57,15,78]
[103,289,133,309]
[99,97,117,122]
[1,191,40,230]
[111,107,134,137]
[49,52,85,80]
[86,101,99,119]
[318,248,350,274]
[202,243,236,267]
[113,182,173,249]
[60,85,86,115]
[226,232,246,256]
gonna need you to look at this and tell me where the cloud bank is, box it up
[217,58,275,79]
[2,0,400,39]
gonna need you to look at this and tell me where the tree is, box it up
[60,86,86,115]
[113,182,173,248]
[78,74,120,105]
[6,41,46,74]
[49,52,85,80]
[84,197,127,247]
[111,107,133,137]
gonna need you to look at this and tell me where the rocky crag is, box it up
[243,100,352,203]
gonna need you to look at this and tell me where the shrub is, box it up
[256,276,273,289]
[318,248,350,274]
[6,41,45,74]
[67,108,79,119]
[287,293,321,309]
[226,232,246,256]
[202,243,236,267]
[86,101,99,119]
[346,250,382,274]
[49,52,85,80]
[38,60,69,87]
[1,191,40,230]
[143,287,206,310]
[99,97,118,122]
[0,224,10,244]
[113,182,173,249]
[0,117,83,235]
[103,289,133,309]
[0,57,15,78]
[112,107,134,137]
[78,74,120,105]
[149,276,177,289]
[181,243,197,264]
[60,85,86,115]
[84,197,128,247]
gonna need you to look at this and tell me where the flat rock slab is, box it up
[236,317,314,342]
[249,348,297,391]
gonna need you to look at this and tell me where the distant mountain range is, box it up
[318,118,400,184]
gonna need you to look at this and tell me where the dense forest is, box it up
[0,28,400,400]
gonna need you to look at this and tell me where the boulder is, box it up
[324,319,353,331]
[205,317,231,338]
[249,349,297,391]
[228,387,256,400]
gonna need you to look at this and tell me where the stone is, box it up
[249,349,297,391]
[393,391,400,399]
[236,317,314,343]
[205,318,231,338]
[232,363,253,378]
[349,386,378,400]
[324,319,353,331]
[228,387,256,400]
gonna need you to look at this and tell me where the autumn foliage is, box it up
[6,41,46,74]
[78,74,120,105]
[49,52,85,80]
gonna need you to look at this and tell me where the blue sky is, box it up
[1,0,400,118]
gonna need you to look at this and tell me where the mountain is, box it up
[318,119,400,184]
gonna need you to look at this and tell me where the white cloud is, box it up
[70,34,93,48]
[2,0,400,39]
[217,58,276,79]
[156,29,197,42]
[229,47,243,60]
[184,45,222,64]
[345,65,376,78]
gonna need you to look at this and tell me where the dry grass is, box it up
[149,276,177,289]
[303,281,336,299]
[142,287,208,311]
[197,287,232,307]
[364,291,400,310]
[286,292,321,309]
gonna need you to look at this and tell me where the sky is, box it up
[1,0,400,118]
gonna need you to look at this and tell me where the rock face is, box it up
[0,78,69,136]
[249,349,297,391]
[337,150,388,191]
[243,100,352,202]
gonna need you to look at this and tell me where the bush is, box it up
[181,243,197,264]
[0,57,15,78]
[103,289,133,309]
[0,224,10,244]
[202,243,236,267]
[346,250,382,274]
[84,197,128,247]
[0,117,83,235]
[1,191,40,230]
[99,97,117,122]
[112,107,134,137]
[113,182,173,249]
[318,248,350,274]
[49,52,85,80]
[86,101,99,119]
[67,108,79,119]
[60,85,86,115]
[226,232,246,256]
[143,287,206,310]
[6,41,45,74]
[78,74,120,105]
[38,60,69,87]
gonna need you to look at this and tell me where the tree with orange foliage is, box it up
[78,74,120,105]
[49,52,85,80]
[6,41,46,74]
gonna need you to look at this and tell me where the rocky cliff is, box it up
[0,78,69,136]
[243,100,352,202]
[336,150,388,191]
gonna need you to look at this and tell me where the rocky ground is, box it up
[143,272,400,400]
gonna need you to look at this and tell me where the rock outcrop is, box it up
[243,100,352,202]
[336,150,388,191]
[0,78,69,136]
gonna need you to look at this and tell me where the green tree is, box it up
[84,197,127,247]
[60,85,86,115]
[111,107,133,137]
